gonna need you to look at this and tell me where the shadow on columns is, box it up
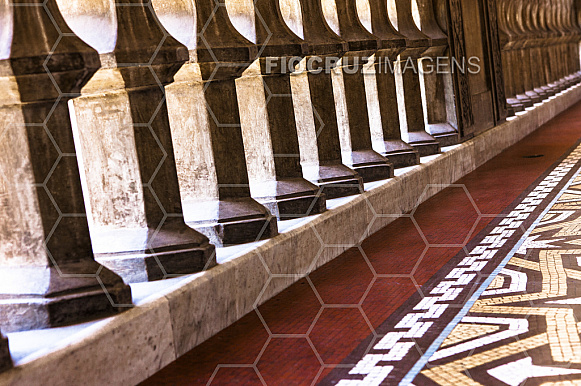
[356,0,420,168]
[230,0,328,219]
[156,0,278,246]
[416,0,460,147]
[389,0,441,156]
[61,0,216,282]
[318,0,395,181]
[0,0,131,332]
[279,0,365,198]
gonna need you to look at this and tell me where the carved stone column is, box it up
[154,0,278,245]
[60,0,216,281]
[281,0,365,198]
[0,0,131,332]
[416,0,460,146]
[389,0,440,156]
[318,0,394,181]
[0,333,11,373]
[227,0,327,218]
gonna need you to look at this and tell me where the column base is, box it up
[253,178,326,220]
[507,98,525,113]
[427,123,460,148]
[407,131,441,157]
[0,262,132,333]
[376,140,420,169]
[343,150,394,183]
[538,85,556,98]
[92,223,216,283]
[184,198,278,247]
[515,94,534,108]
[525,90,543,104]
[533,87,551,100]
[548,81,565,93]
[303,163,364,199]
[0,334,11,373]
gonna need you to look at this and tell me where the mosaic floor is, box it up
[327,142,581,385]
[144,105,581,386]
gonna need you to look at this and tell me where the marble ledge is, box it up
[1,84,581,385]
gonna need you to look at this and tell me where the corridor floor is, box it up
[144,101,581,385]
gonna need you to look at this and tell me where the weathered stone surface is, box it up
[155,0,278,246]
[0,0,131,333]
[60,0,216,280]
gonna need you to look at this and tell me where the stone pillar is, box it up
[226,0,327,219]
[319,0,394,181]
[281,0,365,198]
[0,0,131,332]
[416,0,459,146]
[357,0,420,168]
[0,332,11,373]
[59,0,216,281]
[153,0,278,245]
[389,0,440,156]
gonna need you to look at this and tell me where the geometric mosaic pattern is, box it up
[327,144,581,385]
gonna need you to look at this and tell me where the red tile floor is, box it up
[143,101,581,385]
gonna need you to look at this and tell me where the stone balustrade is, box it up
[1,0,581,375]
[498,0,581,116]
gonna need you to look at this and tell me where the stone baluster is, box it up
[58,0,216,281]
[225,0,327,218]
[316,0,394,181]
[0,332,11,373]
[415,0,459,146]
[573,0,581,80]
[559,0,581,85]
[356,0,419,168]
[526,0,553,101]
[506,0,535,107]
[388,0,440,156]
[497,0,525,114]
[536,0,560,95]
[152,0,278,246]
[280,0,365,197]
[543,0,568,92]
[0,0,131,332]
[514,0,543,104]
[557,0,579,87]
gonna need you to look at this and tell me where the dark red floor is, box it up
[143,102,581,385]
